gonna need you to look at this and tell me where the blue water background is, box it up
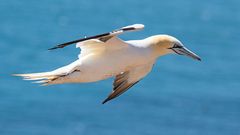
[0,0,240,135]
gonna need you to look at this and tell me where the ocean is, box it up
[0,0,240,135]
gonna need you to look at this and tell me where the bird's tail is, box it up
[13,71,63,86]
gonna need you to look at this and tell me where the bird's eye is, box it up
[173,44,183,49]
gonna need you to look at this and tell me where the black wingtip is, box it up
[48,44,65,50]
[48,47,58,50]
[102,98,110,104]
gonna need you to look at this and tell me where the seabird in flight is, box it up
[14,24,201,104]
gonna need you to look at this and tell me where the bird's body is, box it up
[14,24,201,104]
[51,37,157,84]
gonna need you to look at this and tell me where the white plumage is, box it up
[14,24,201,104]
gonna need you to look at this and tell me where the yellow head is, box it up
[148,35,201,61]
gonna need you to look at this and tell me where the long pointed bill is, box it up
[173,47,201,61]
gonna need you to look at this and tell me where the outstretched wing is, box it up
[76,37,127,59]
[102,63,154,104]
[48,24,144,50]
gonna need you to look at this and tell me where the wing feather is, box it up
[102,63,154,104]
[48,24,144,50]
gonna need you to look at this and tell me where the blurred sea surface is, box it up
[0,0,240,135]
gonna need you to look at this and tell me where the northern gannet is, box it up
[14,24,201,104]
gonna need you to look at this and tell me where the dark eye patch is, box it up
[173,44,183,49]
